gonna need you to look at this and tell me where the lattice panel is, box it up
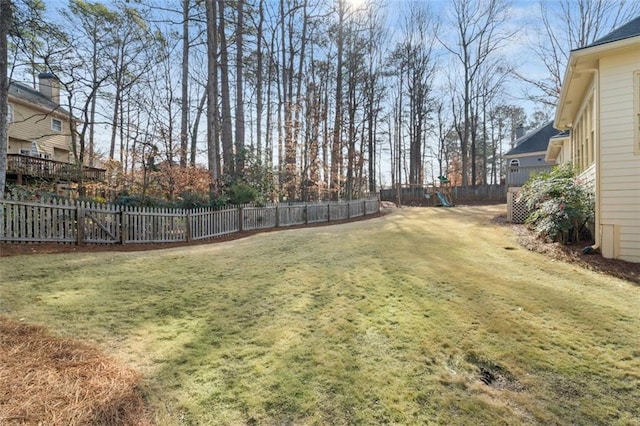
[511,198,530,224]
[508,189,531,224]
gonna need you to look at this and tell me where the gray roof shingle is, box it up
[505,121,560,156]
[579,15,640,50]
[8,80,69,116]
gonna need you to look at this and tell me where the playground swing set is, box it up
[391,176,454,207]
[424,176,454,207]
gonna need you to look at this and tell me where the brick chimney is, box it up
[38,72,60,105]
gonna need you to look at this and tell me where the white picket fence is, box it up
[0,197,380,245]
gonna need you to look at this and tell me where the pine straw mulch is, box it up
[0,317,152,426]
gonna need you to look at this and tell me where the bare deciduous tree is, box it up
[234,0,245,172]
[218,0,234,175]
[0,0,12,198]
[521,0,640,107]
[205,0,220,195]
[439,0,511,186]
[180,0,190,167]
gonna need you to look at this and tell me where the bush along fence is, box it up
[0,197,380,245]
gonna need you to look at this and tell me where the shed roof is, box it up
[505,121,560,157]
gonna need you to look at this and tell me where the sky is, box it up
[20,0,552,108]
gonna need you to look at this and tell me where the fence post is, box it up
[186,210,192,242]
[363,200,367,216]
[347,201,351,219]
[238,207,244,232]
[275,205,280,228]
[120,210,127,244]
[305,204,308,224]
[76,204,84,245]
[327,202,331,222]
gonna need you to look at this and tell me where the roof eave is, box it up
[545,138,566,162]
[8,93,74,121]
[504,150,548,158]
[554,35,640,130]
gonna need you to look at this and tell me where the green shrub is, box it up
[226,180,263,205]
[518,163,594,243]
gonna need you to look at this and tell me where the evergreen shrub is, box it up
[517,163,594,243]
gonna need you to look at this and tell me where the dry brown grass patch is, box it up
[0,317,151,426]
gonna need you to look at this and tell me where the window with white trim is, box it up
[51,118,62,132]
[6,103,12,123]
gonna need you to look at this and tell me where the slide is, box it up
[436,191,452,207]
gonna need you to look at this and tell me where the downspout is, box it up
[580,68,601,253]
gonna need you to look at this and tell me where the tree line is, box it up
[1,0,638,203]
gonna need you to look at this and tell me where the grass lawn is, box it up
[1,205,639,425]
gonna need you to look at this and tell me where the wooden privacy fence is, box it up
[380,184,506,204]
[0,197,380,245]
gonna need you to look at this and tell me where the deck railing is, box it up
[506,164,554,187]
[6,154,106,182]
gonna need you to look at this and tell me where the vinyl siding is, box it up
[6,97,72,159]
[577,163,596,187]
[509,153,549,167]
[598,49,640,262]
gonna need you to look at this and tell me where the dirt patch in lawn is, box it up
[0,316,152,425]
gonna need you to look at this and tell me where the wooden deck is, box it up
[6,154,106,183]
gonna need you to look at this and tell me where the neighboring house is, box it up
[547,15,640,263]
[505,121,559,223]
[5,72,104,189]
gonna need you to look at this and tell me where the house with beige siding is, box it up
[6,73,104,187]
[8,73,71,161]
[547,16,640,263]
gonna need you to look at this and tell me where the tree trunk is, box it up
[291,0,309,200]
[191,89,206,166]
[0,0,12,198]
[255,0,264,162]
[330,0,345,200]
[180,0,190,167]
[218,0,234,176]
[280,1,294,199]
[234,0,245,172]
[206,0,220,195]
[88,20,99,167]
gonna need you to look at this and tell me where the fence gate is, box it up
[80,205,121,244]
